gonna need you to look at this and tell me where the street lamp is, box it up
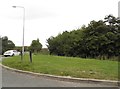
[12,6,25,61]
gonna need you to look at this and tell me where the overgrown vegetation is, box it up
[47,15,120,60]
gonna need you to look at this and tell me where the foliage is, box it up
[2,36,15,54]
[39,48,49,55]
[29,38,42,53]
[15,46,29,52]
[47,15,120,60]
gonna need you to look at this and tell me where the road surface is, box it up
[1,68,117,87]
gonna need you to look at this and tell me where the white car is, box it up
[3,50,20,57]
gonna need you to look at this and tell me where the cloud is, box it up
[118,1,120,17]
[1,6,57,20]
[26,7,57,20]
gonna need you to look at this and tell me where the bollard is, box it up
[21,51,23,62]
[29,51,32,63]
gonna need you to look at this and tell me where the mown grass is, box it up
[2,54,119,80]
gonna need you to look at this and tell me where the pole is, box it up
[22,7,25,59]
[12,6,25,61]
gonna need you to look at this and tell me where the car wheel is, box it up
[12,54,14,56]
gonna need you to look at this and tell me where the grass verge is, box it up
[2,54,118,80]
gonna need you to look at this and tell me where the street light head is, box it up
[12,6,16,8]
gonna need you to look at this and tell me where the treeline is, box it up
[1,36,43,54]
[12,39,43,53]
[47,15,120,60]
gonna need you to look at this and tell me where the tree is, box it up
[29,38,42,53]
[104,14,116,26]
[47,15,120,60]
[46,29,84,56]
[2,36,15,54]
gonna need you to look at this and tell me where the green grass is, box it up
[2,54,119,80]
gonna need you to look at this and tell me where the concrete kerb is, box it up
[0,63,118,86]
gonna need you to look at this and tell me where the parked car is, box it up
[3,50,20,57]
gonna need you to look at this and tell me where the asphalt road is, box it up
[1,68,117,87]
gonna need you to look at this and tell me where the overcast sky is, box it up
[0,0,119,48]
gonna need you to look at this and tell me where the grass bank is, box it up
[2,54,118,80]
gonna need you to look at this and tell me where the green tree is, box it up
[2,36,15,54]
[104,14,116,26]
[47,15,120,60]
[29,38,42,53]
[47,28,84,56]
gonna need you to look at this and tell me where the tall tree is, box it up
[47,15,120,59]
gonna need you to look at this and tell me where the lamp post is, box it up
[12,6,25,61]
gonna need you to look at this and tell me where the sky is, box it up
[0,0,119,48]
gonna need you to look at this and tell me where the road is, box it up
[1,68,117,87]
